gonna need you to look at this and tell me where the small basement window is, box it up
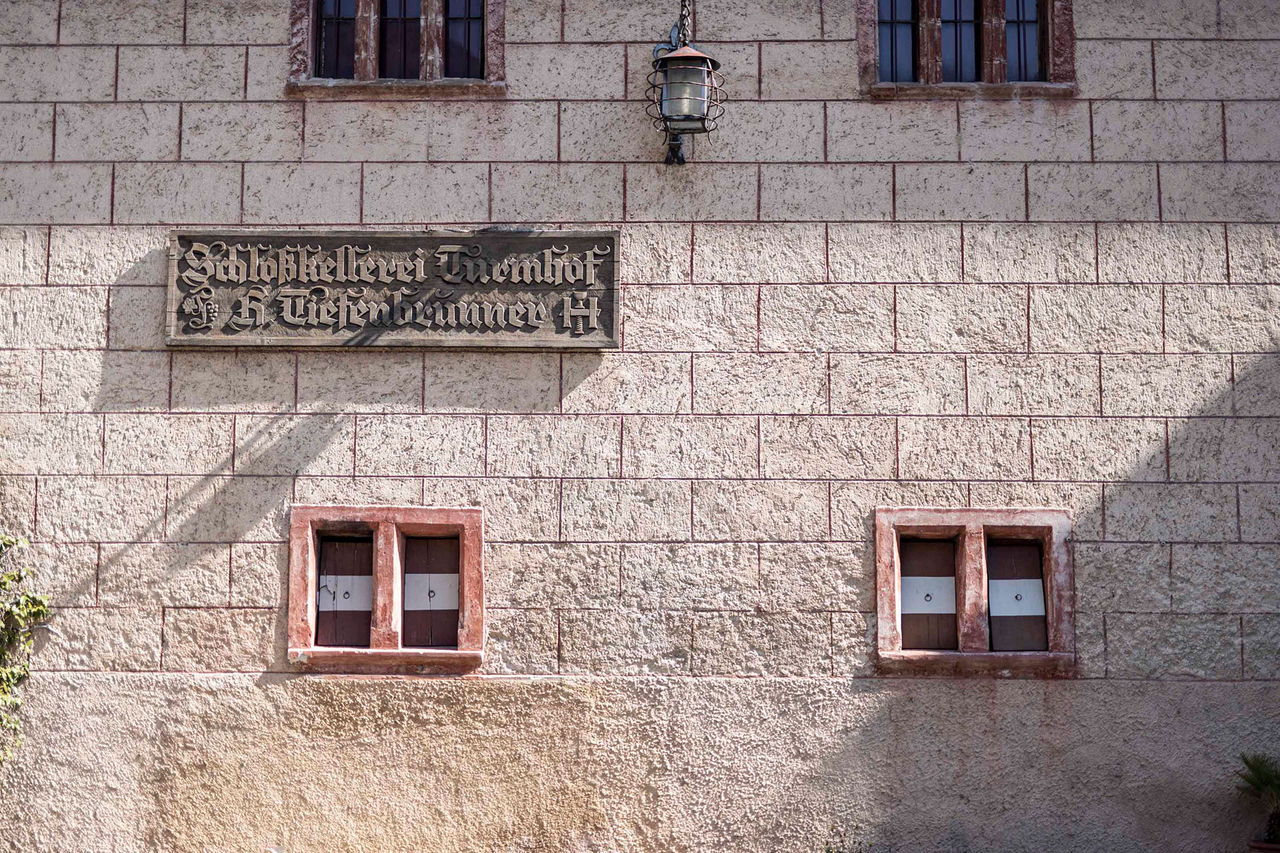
[288,505,484,673]
[875,507,1074,676]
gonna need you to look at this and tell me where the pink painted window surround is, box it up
[875,507,1075,677]
[287,505,485,674]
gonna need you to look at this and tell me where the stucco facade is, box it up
[0,0,1279,849]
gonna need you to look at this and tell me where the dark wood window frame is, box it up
[288,0,506,97]
[875,507,1075,677]
[857,0,1076,98]
[287,505,485,674]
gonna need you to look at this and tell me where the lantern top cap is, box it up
[654,44,721,70]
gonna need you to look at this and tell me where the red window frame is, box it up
[875,507,1075,677]
[287,505,485,673]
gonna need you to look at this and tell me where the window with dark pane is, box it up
[877,0,917,83]
[899,538,958,650]
[379,0,422,79]
[444,0,485,79]
[315,0,357,79]
[986,541,1048,651]
[316,536,373,647]
[1006,0,1042,82]
[941,0,980,82]
[403,537,460,648]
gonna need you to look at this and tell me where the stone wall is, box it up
[1,0,1279,849]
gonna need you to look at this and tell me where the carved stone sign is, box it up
[166,230,619,348]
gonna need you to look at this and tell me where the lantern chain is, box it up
[677,0,693,46]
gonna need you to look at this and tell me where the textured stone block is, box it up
[506,43,624,98]
[0,4,57,41]
[33,607,162,671]
[37,476,167,542]
[423,352,559,413]
[1229,225,1280,283]
[959,101,1091,162]
[694,354,827,414]
[117,47,245,100]
[760,41,860,99]
[99,543,229,607]
[693,224,826,283]
[0,477,35,539]
[0,104,52,161]
[829,223,961,283]
[114,164,242,224]
[831,611,876,676]
[620,224,691,283]
[1234,355,1280,416]
[967,355,1100,416]
[243,163,361,225]
[292,476,421,507]
[167,475,292,542]
[962,224,1095,283]
[0,227,48,283]
[896,164,1026,222]
[1030,285,1163,353]
[898,417,1031,480]
[245,46,287,99]
[1028,164,1159,222]
[162,608,284,672]
[760,417,896,479]
[623,285,757,352]
[172,352,295,413]
[625,164,758,222]
[1106,614,1241,680]
[426,102,557,161]
[560,100,660,162]
[60,0,183,43]
[1173,544,1280,612]
[759,284,895,352]
[697,0,822,39]
[621,543,758,609]
[41,350,169,412]
[479,608,557,675]
[1092,102,1222,163]
[1241,484,1280,542]
[23,543,97,606]
[830,480,968,540]
[48,227,168,286]
[562,353,692,414]
[107,286,166,350]
[421,477,561,542]
[0,47,115,101]
[827,102,959,162]
[1221,0,1280,37]
[692,480,828,542]
[0,351,40,411]
[1071,613,1105,676]
[969,481,1105,539]
[1075,39,1155,99]
[0,415,102,475]
[303,102,428,161]
[230,542,287,607]
[1155,41,1280,100]
[1166,285,1280,353]
[1171,419,1280,482]
[297,352,423,413]
[896,284,1026,352]
[355,415,485,476]
[699,102,825,163]
[1105,484,1236,543]
[560,609,692,675]
[187,0,288,42]
[760,541,873,611]
[1075,543,1171,613]
[561,479,690,542]
[694,611,830,676]
[830,354,966,415]
[1101,355,1232,417]
[0,287,108,348]
[105,414,234,475]
[233,414,354,476]
[182,103,302,161]
[623,415,757,478]
[0,164,111,224]
[1162,164,1280,222]
[486,543,620,608]
[1243,616,1280,679]
[561,0,666,40]
[760,165,892,222]
[1032,417,1167,482]
[505,0,562,40]
[491,164,623,222]
[487,415,619,477]
[1075,0,1216,38]
[1098,224,1227,283]
[363,164,489,223]
[56,104,178,162]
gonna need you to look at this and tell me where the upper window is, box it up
[875,507,1075,676]
[865,0,1075,95]
[290,0,504,90]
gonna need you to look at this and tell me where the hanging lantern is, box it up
[645,2,725,165]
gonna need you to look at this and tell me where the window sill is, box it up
[288,646,484,674]
[877,650,1075,678]
[286,77,508,100]
[868,81,1077,100]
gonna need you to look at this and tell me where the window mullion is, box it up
[355,0,378,80]
[422,0,443,80]
[369,521,403,649]
[957,523,990,651]
[982,0,1008,84]
[917,0,943,84]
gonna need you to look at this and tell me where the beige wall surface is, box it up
[0,0,1279,849]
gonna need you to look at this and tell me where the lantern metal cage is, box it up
[645,8,725,165]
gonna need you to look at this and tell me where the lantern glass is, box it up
[660,57,711,132]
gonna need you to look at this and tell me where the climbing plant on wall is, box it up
[0,535,49,765]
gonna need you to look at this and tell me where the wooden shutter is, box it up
[315,536,373,647]
[986,541,1048,651]
[899,538,959,650]
[403,537,460,648]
